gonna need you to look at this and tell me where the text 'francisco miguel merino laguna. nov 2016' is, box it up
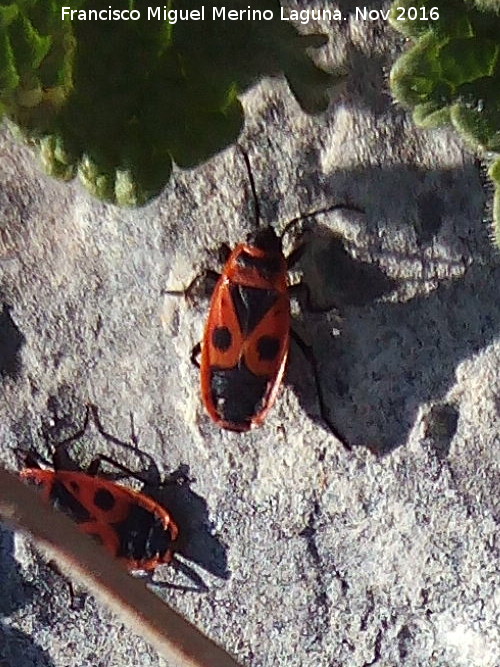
[60,5,404,25]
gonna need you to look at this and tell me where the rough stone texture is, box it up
[1,4,499,667]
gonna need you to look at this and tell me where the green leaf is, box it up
[1,0,348,205]
[390,31,444,107]
[451,102,500,151]
[439,37,499,85]
[472,0,500,14]
[0,4,19,27]
[0,30,19,93]
[77,155,116,203]
[389,0,474,39]
[490,157,500,182]
[413,101,451,127]
[389,0,500,250]
[37,133,76,180]
[389,0,436,38]
[9,13,52,72]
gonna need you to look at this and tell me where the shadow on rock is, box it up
[0,525,56,667]
[324,256,500,455]
[0,625,55,667]
[0,303,25,380]
[143,464,230,582]
[283,159,492,455]
[290,251,499,455]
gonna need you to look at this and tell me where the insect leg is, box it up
[45,560,89,609]
[85,453,148,486]
[290,328,351,450]
[20,448,53,469]
[190,342,201,369]
[164,269,221,302]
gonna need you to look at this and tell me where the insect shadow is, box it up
[26,403,229,593]
[284,220,398,443]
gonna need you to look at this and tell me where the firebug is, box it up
[20,404,179,572]
[168,147,363,442]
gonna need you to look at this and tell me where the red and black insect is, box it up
[20,406,178,572]
[170,147,362,439]
[199,223,290,431]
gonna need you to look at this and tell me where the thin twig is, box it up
[0,467,243,667]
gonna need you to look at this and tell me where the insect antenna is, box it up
[237,145,263,230]
[86,403,160,482]
[237,145,364,242]
[45,403,159,480]
[280,201,365,249]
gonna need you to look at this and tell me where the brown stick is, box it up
[0,467,243,667]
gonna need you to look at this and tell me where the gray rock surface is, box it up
[1,5,499,667]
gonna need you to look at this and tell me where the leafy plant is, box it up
[0,0,342,206]
[389,0,500,244]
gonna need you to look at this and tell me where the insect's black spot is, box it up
[52,481,90,522]
[93,488,116,511]
[69,480,80,493]
[211,363,269,428]
[230,285,279,336]
[212,326,232,352]
[257,336,280,361]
